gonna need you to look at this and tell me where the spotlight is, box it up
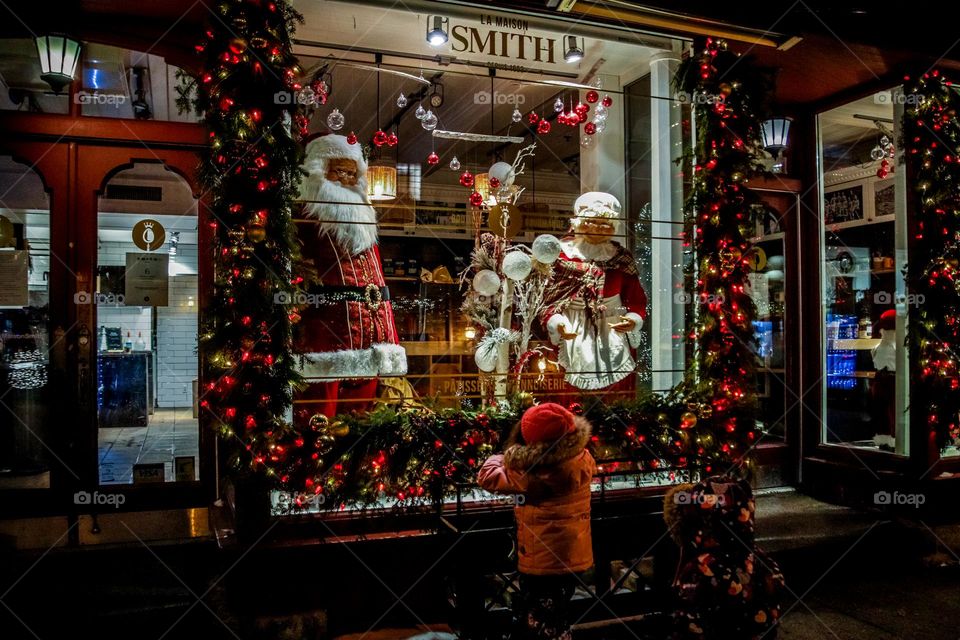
[564,35,584,63]
[426,16,449,47]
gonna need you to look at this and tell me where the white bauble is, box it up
[475,348,499,372]
[531,234,562,264]
[502,252,533,281]
[488,161,516,188]
[766,255,785,270]
[472,269,502,296]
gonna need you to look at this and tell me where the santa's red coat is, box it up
[293,230,406,379]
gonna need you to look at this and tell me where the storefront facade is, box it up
[0,0,956,550]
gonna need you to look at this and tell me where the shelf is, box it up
[751,232,785,243]
[385,276,419,282]
[833,338,880,351]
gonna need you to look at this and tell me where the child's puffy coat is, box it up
[477,416,596,575]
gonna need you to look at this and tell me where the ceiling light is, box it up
[563,35,584,64]
[35,34,82,93]
[426,16,449,47]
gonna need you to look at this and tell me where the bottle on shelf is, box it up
[135,331,147,351]
[100,326,108,351]
[124,330,133,352]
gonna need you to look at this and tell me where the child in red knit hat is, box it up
[478,402,596,640]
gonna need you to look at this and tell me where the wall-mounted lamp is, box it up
[35,34,82,93]
[563,35,584,64]
[426,16,449,47]
[761,117,792,174]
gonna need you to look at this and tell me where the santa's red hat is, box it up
[875,309,896,333]
[521,403,576,444]
[303,133,367,176]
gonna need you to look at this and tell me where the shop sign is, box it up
[132,219,166,252]
[448,14,564,72]
[125,252,169,306]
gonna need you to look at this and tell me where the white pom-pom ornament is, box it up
[488,161,516,188]
[531,234,562,264]
[472,269,502,296]
[502,252,533,281]
[475,348,499,372]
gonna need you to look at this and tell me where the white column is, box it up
[649,51,684,392]
[580,73,625,214]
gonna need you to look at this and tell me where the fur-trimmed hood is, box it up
[504,415,592,471]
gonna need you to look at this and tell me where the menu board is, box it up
[0,250,28,307]
[124,253,169,306]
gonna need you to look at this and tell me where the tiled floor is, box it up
[98,408,199,484]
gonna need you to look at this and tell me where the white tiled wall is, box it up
[156,275,198,408]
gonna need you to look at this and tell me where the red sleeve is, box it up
[620,271,648,320]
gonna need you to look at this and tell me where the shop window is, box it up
[0,38,70,114]
[0,155,52,489]
[283,18,691,513]
[817,89,909,454]
[96,162,199,484]
[78,43,201,122]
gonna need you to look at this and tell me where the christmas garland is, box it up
[182,0,308,482]
[904,70,960,452]
[674,38,771,472]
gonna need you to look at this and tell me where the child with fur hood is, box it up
[478,403,596,640]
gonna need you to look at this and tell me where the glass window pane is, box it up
[97,163,199,484]
[0,156,52,489]
[817,88,908,454]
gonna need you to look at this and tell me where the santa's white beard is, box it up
[303,176,378,255]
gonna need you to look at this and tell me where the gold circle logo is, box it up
[132,219,166,252]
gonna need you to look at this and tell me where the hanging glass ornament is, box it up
[346,131,358,145]
[581,135,594,148]
[584,122,597,135]
[537,119,551,134]
[595,121,605,134]
[387,131,399,146]
[870,145,885,161]
[427,152,439,165]
[511,107,522,123]
[396,93,408,108]
[601,95,614,108]
[586,90,599,104]
[421,110,438,130]
[553,97,564,112]
[373,129,388,146]
[594,109,607,123]
[449,155,461,171]
[595,103,607,118]
[469,191,484,207]
[593,77,603,89]
[415,104,427,119]
[575,102,588,116]
[459,170,475,188]
[326,108,345,131]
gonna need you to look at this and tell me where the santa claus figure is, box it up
[541,192,647,393]
[292,134,406,422]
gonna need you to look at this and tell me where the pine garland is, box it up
[904,69,960,452]
[675,38,771,471]
[183,0,307,482]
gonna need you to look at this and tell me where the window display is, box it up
[817,89,909,453]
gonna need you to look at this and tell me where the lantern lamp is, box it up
[367,164,397,201]
[563,36,584,64]
[35,34,82,94]
[761,117,792,174]
[426,16,449,47]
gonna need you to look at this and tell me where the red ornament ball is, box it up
[459,170,475,188]
[489,176,501,189]
[537,119,551,134]
[575,102,588,115]
[567,402,584,415]
[527,112,540,124]
[427,152,440,165]
[601,95,614,108]
[586,90,599,104]
[584,122,597,135]
[346,131,358,145]
[469,191,484,207]
[387,131,399,146]
[373,130,388,147]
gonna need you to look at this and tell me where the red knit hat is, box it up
[521,403,576,444]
